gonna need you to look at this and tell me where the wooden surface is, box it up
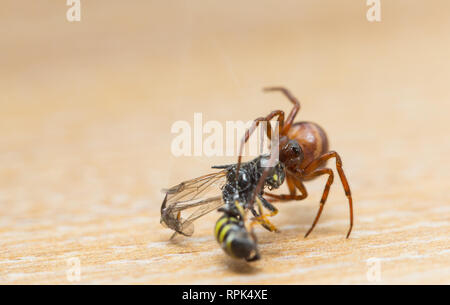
[0,1,449,284]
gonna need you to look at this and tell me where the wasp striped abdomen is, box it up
[214,214,260,261]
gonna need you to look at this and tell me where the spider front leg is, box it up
[263,87,301,135]
[235,110,285,177]
[265,174,308,203]
[237,111,284,161]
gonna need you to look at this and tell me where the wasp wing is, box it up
[160,170,227,237]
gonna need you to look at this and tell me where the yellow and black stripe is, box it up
[214,215,240,257]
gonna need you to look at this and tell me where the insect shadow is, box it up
[221,257,261,274]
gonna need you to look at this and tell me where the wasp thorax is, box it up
[227,167,253,191]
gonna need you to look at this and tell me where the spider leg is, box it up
[263,87,300,135]
[235,111,286,211]
[236,110,285,172]
[265,173,308,202]
[304,151,353,238]
[302,168,334,238]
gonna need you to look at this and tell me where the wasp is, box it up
[160,155,285,261]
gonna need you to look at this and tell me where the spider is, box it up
[236,87,354,238]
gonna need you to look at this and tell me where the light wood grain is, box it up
[0,1,449,284]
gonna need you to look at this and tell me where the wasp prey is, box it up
[160,155,285,261]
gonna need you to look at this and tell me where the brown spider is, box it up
[236,87,354,238]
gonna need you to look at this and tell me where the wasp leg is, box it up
[250,195,280,232]
[250,207,273,232]
[233,200,246,220]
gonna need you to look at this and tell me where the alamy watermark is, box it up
[366,257,382,283]
[366,0,381,22]
[66,0,81,22]
[66,257,81,282]
[65,1,381,24]
[170,113,280,165]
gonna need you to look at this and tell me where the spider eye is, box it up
[287,141,302,157]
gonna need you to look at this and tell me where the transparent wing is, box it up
[160,170,227,237]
